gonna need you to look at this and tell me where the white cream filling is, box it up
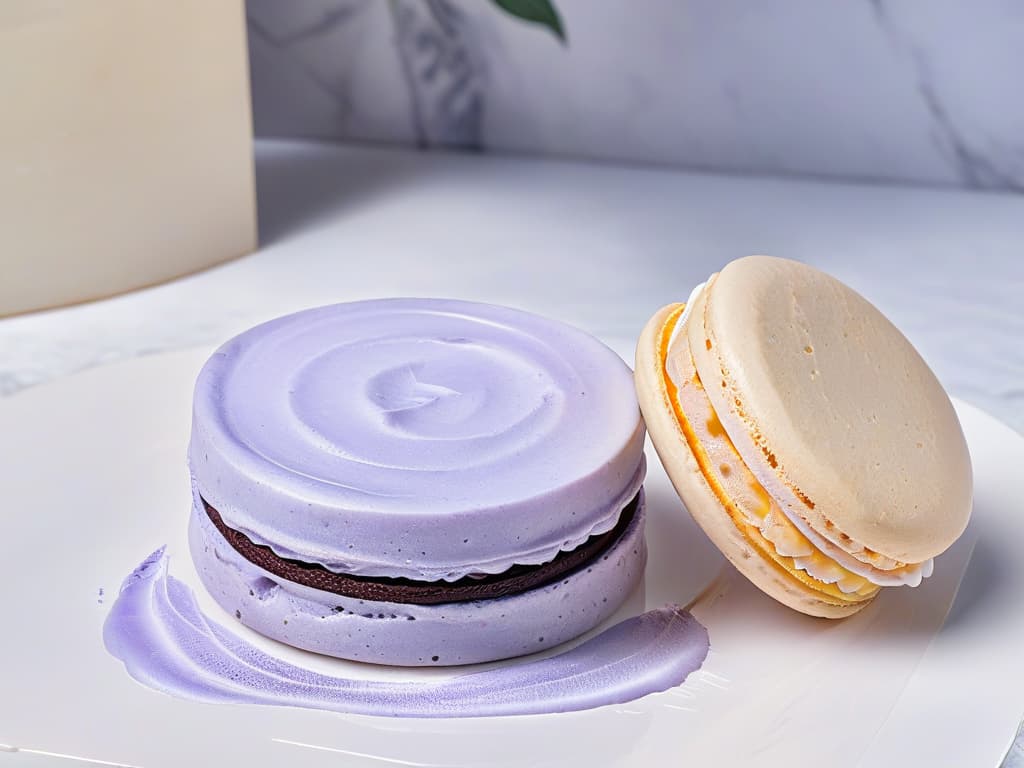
[666,282,932,592]
[198,461,647,583]
[780,504,933,588]
[667,281,706,354]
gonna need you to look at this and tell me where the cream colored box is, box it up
[0,0,257,316]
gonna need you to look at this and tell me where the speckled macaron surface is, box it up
[688,256,972,564]
[188,298,646,663]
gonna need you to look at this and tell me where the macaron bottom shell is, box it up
[637,304,876,619]
[188,493,647,666]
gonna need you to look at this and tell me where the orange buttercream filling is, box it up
[658,305,879,604]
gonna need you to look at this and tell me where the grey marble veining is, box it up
[391,0,486,148]
[247,0,1024,191]
[870,1,1024,192]
[247,0,487,149]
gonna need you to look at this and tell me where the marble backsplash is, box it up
[247,0,1024,191]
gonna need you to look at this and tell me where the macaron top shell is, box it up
[685,256,972,564]
[189,299,645,582]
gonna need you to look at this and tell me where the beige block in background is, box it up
[0,0,257,316]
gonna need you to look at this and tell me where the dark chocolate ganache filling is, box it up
[202,495,640,606]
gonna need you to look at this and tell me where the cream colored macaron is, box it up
[635,256,972,618]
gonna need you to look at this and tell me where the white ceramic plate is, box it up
[1,349,1021,767]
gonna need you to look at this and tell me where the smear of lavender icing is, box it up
[103,549,710,718]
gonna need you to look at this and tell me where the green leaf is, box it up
[491,0,566,43]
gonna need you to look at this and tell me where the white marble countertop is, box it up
[2,139,1022,764]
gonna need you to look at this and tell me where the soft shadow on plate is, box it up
[640,469,727,609]
[943,520,1011,633]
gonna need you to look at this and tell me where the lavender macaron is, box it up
[188,299,647,666]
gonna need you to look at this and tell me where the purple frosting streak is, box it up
[103,550,709,718]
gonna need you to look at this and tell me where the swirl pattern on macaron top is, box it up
[190,299,645,582]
